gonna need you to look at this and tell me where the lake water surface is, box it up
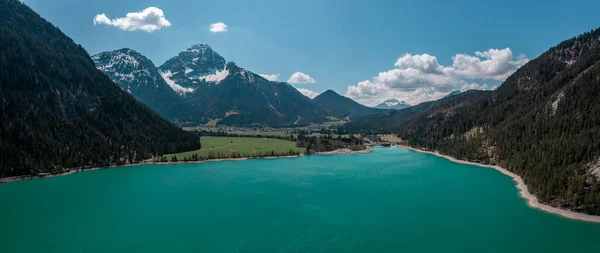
[1,147,599,252]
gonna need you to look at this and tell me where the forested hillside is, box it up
[342,29,600,214]
[0,0,199,177]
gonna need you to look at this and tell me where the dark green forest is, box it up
[0,0,199,177]
[342,29,600,214]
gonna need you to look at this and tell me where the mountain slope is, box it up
[0,0,199,177]
[92,48,203,125]
[155,44,325,126]
[159,43,227,91]
[185,62,325,126]
[374,98,411,110]
[312,90,383,118]
[343,29,600,214]
[442,90,462,99]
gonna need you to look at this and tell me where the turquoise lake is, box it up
[1,147,599,252]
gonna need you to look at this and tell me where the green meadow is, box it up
[166,136,306,160]
[182,127,295,138]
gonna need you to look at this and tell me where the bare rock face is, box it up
[589,158,600,181]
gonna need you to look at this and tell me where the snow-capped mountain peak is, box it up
[95,43,328,126]
[92,48,204,123]
[158,43,227,89]
[186,43,213,54]
[374,98,411,110]
[92,48,156,88]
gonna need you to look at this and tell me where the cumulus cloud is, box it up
[209,22,228,33]
[448,48,528,80]
[93,7,171,32]
[394,53,444,74]
[259,73,280,82]
[288,72,316,84]
[345,48,527,106]
[297,88,321,99]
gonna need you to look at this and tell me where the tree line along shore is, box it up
[0,133,371,183]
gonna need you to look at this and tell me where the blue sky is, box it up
[22,0,600,105]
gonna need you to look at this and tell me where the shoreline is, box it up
[3,145,599,223]
[315,148,372,155]
[397,145,600,223]
[0,147,373,184]
[0,154,305,184]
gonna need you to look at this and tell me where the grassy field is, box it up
[378,134,402,143]
[183,127,295,138]
[166,136,306,160]
[323,120,348,126]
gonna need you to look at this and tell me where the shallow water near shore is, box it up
[1,147,599,252]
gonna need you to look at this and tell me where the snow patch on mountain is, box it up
[93,52,140,71]
[238,69,256,83]
[92,50,155,85]
[160,70,194,95]
[551,91,564,115]
[375,98,410,110]
[385,100,400,107]
[199,68,229,84]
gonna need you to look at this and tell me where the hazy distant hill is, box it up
[312,90,383,118]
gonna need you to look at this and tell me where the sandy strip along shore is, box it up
[397,145,600,223]
[316,148,372,155]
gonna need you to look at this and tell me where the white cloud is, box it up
[209,22,228,33]
[460,82,489,91]
[288,72,316,84]
[297,88,321,99]
[448,48,528,80]
[345,48,528,106]
[93,7,171,32]
[394,53,443,74]
[372,68,456,91]
[259,73,280,82]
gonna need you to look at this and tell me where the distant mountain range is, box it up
[95,45,326,127]
[94,45,387,126]
[0,0,199,177]
[374,99,411,110]
[342,28,600,215]
[92,49,202,124]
